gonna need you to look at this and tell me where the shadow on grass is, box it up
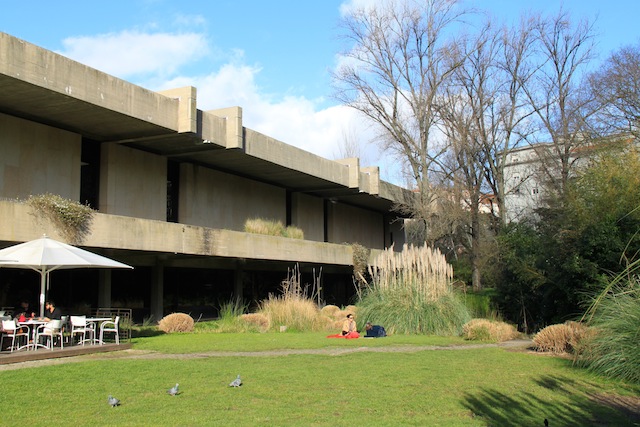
[131,328,165,338]
[462,374,638,427]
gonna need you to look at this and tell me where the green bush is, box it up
[463,289,498,319]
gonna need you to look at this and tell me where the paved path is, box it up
[0,339,533,371]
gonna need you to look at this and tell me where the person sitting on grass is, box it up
[327,313,360,339]
[364,321,386,338]
[341,313,359,338]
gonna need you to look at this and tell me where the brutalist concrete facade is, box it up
[0,32,411,320]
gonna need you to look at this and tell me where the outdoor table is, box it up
[85,317,112,344]
[17,319,47,350]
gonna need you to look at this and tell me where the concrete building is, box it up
[0,32,411,320]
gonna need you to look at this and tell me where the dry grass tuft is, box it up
[258,296,333,331]
[158,312,195,333]
[320,305,341,319]
[244,218,304,239]
[462,318,520,342]
[240,313,271,332]
[533,321,593,354]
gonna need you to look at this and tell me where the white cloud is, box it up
[57,30,208,78]
[55,27,399,183]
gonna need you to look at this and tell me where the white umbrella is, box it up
[0,236,133,317]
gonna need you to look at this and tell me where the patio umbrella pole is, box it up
[39,266,46,318]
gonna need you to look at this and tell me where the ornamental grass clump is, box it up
[462,318,520,342]
[358,243,470,335]
[533,321,592,354]
[244,218,304,239]
[576,266,640,383]
[256,265,332,332]
[158,313,195,333]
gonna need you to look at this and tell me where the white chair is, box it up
[70,316,94,346]
[35,320,64,350]
[1,319,29,352]
[99,316,120,345]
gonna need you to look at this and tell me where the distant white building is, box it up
[502,144,546,223]
[502,135,636,222]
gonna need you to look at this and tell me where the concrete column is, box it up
[150,260,164,322]
[97,270,112,308]
[234,261,244,301]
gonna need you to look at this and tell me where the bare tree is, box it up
[333,0,469,237]
[482,16,538,227]
[588,42,640,138]
[436,17,539,289]
[522,9,597,198]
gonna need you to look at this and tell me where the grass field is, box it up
[0,333,638,426]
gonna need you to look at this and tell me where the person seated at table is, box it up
[42,300,62,321]
[15,300,35,321]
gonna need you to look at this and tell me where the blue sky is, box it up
[3,0,640,183]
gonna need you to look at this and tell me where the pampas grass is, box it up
[359,243,469,335]
[368,243,453,301]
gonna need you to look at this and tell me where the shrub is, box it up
[158,313,195,333]
[462,319,520,342]
[533,321,592,354]
[26,193,94,244]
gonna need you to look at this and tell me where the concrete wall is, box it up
[385,216,406,249]
[0,112,80,200]
[99,143,167,220]
[179,163,286,230]
[327,203,383,249]
[291,192,324,242]
[0,200,355,266]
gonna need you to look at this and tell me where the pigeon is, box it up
[107,395,120,407]
[229,375,242,387]
[168,383,180,396]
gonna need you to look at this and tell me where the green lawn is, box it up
[0,333,637,426]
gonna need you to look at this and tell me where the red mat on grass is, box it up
[326,332,360,339]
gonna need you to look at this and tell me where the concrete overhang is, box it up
[0,32,412,215]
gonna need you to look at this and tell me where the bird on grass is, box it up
[107,395,120,407]
[168,383,180,396]
[229,375,242,387]
[544,419,549,426]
